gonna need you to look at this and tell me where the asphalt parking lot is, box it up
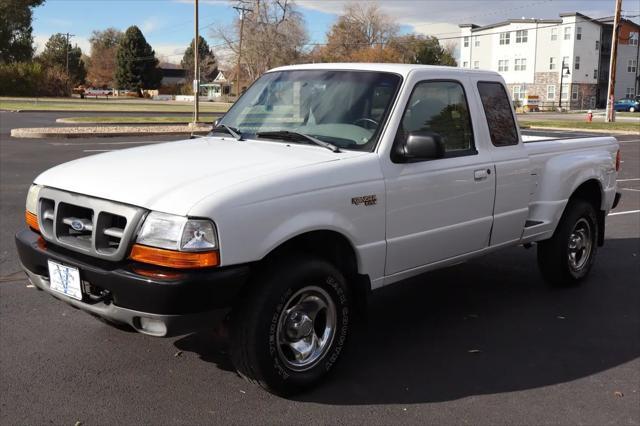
[1,111,638,425]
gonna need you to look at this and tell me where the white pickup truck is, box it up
[17,64,621,395]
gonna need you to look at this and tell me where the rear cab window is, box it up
[477,81,519,146]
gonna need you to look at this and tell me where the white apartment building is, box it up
[459,13,640,109]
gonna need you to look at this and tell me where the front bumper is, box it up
[16,228,250,336]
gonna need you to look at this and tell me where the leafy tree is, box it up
[38,33,86,85]
[181,36,218,84]
[310,3,398,62]
[390,34,457,66]
[115,25,161,92]
[0,0,45,63]
[86,28,123,88]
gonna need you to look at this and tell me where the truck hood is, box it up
[35,137,365,216]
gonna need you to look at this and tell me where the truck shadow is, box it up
[175,237,640,404]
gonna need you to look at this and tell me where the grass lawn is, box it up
[520,120,640,132]
[60,115,220,124]
[0,98,231,113]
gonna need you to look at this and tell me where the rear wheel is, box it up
[230,255,351,395]
[537,199,598,286]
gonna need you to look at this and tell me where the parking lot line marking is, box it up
[619,139,640,143]
[608,209,640,217]
[620,188,640,192]
[617,178,640,182]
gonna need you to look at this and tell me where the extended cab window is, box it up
[398,80,475,156]
[477,82,519,146]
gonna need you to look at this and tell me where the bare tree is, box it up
[213,0,307,85]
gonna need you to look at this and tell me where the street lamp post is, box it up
[558,60,570,110]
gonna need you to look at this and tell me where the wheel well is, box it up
[262,230,371,312]
[570,179,605,246]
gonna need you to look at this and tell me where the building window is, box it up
[576,27,582,40]
[547,85,556,100]
[473,61,479,69]
[515,58,527,71]
[575,56,580,70]
[464,36,469,47]
[564,27,571,40]
[498,60,509,72]
[630,32,638,46]
[627,88,636,98]
[512,85,524,101]
[561,84,569,100]
[595,40,599,50]
[593,69,598,79]
[474,38,480,47]
[500,32,510,45]
[463,61,469,68]
[551,28,558,41]
[549,57,556,70]
[516,30,528,43]
[572,85,579,100]
[628,59,637,73]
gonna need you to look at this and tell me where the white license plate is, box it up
[47,260,82,301]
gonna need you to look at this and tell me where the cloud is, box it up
[153,43,187,64]
[296,0,620,37]
[141,16,163,34]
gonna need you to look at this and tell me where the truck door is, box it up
[475,81,531,246]
[383,79,496,276]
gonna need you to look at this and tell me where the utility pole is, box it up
[605,0,622,122]
[559,59,570,110]
[233,3,252,99]
[193,0,199,124]
[61,32,75,78]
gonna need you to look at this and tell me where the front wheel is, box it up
[537,199,598,286]
[230,255,351,395]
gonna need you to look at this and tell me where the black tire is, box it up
[537,199,599,286]
[230,255,351,395]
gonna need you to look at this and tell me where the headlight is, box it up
[26,184,41,214]
[135,212,218,252]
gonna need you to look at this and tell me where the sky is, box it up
[32,0,639,65]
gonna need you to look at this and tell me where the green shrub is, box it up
[0,62,70,96]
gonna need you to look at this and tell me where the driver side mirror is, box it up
[400,131,445,161]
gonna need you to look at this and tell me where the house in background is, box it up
[459,13,639,110]
[200,71,233,99]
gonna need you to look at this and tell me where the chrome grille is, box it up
[37,187,146,261]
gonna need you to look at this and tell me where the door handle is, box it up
[474,169,490,181]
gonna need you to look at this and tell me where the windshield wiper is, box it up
[210,124,243,141]
[256,130,340,153]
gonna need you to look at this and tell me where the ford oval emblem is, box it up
[71,220,84,231]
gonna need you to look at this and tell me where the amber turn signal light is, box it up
[25,210,39,232]
[129,244,219,269]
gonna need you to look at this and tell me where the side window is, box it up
[398,80,475,156]
[477,81,519,147]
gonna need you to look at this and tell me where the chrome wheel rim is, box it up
[275,285,337,372]
[568,218,593,272]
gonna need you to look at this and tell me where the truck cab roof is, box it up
[270,63,502,79]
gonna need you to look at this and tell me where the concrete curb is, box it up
[11,126,212,139]
[55,117,219,125]
[523,126,640,135]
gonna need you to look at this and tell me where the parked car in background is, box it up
[614,98,640,112]
[82,88,113,98]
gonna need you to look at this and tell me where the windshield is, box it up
[217,70,402,151]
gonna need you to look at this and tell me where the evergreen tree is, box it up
[38,33,86,85]
[181,36,218,83]
[0,0,45,63]
[115,26,161,92]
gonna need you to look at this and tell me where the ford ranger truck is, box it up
[16,64,622,395]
